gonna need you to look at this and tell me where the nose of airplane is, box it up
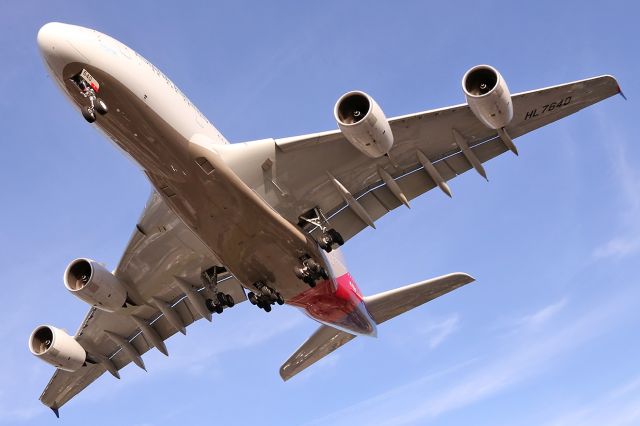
[37,22,64,53]
[37,22,89,76]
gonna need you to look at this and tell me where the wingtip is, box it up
[452,272,476,283]
[279,367,290,382]
[51,407,60,418]
[618,85,627,100]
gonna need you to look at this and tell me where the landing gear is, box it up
[201,266,235,314]
[71,69,108,123]
[294,256,329,287]
[81,106,96,123]
[298,207,344,253]
[248,281,284,313]
[318,229,344,253]
[94,98,108,115]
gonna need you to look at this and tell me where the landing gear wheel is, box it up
[319,237,332,253]
[306,259,320,273]
[275,293,285,305]
[215,304,224,314]
[205,298,216,313]
[263,303,272,313]
[320,269,329,280]
[328,229,344,246]
[225,294,235,307]
[217,292,227,305]
[294,266,306,280]
[248,292,257,305]
[95,98,108,115]
[81,106,96,123]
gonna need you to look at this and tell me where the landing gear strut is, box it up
[248,281,284,313]
[294,255,329,287]
[72,69,108,123]
[201,266,235,314]
[298,207,344,253]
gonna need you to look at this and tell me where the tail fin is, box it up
[279,272,474,381]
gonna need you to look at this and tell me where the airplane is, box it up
[29,22,623,417]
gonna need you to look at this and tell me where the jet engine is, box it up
[64,258,128,312]
[462,65,513,129]
[334,91,394,158]
[28,325,86,372]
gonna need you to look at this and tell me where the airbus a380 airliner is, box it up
[29,22,622,416]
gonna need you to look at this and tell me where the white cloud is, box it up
[592,112,640,260]
[544,375,640,426]
[306,289,635,426]
[593,236,640,259]
[516,298,567,330]
[420,314,460,349]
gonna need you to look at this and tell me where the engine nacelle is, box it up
[334,91,394,158]
[462,65,513,129]
[64,258,128,312]
[28,325,86,372]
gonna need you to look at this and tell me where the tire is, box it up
[95,98,108,115]
[225,294,235,307]
[81,106,96,123]
[263,304,272,313]
[320,269,329,280]
[329,229,344,246]
[217,292,227,305]
[294,266,306,279]
[205,298,216,313]
[248,292,257,305]
[276,293,285,305]
[215,304,224,314]
[305,259,320,273]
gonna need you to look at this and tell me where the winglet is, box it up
[616,80,627,100]
[51,407,60,418]
[618,86,627,100]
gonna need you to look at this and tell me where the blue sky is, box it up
[1,1,638,424]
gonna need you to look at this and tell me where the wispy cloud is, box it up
[516,298,567,330]
[306,290,635,426]
[420,314,460,349]
[591,111,640,260]
[544,375,640,426]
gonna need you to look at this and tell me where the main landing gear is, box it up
[71,69,108,123]
[294,255,329,288]
[201,266,235,315]
[298,207,344,253]
[318,229,344,253]
[248,281,284,313]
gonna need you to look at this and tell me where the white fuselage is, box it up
[37,22,377,337]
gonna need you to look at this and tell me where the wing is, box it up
[223,75,621,243]
[39,192,247,415]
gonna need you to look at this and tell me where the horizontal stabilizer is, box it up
[280,272,474,381]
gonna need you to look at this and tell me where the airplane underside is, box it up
[30,22,620,415]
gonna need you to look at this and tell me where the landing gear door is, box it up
[80,68,100,92]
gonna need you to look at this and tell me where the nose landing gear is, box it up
[72,69,108,123]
